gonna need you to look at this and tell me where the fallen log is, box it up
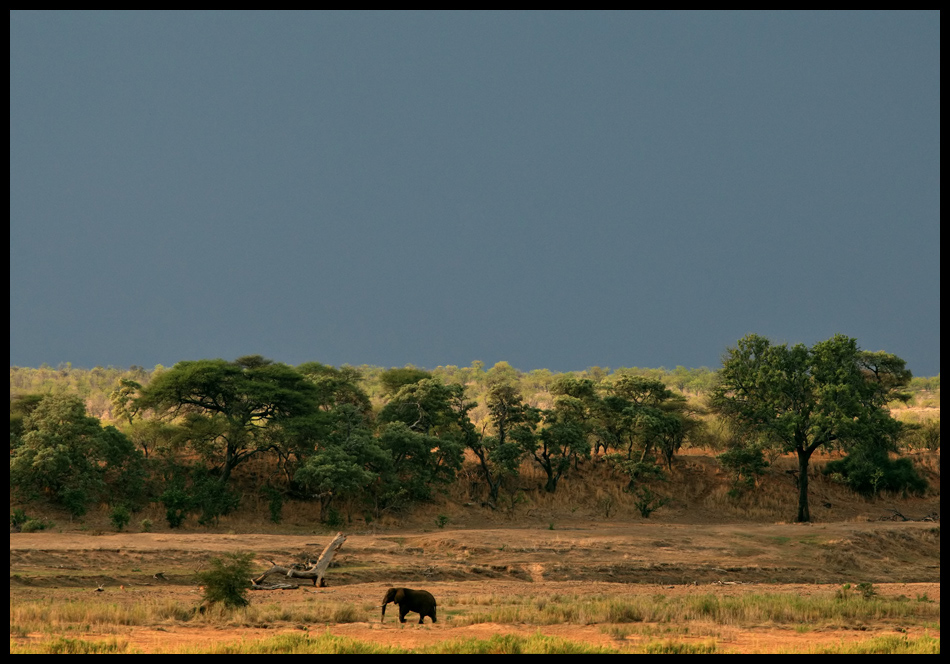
[250,582,299,590]
[252,531,347,588]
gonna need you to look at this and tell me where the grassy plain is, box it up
[10,517,940,652]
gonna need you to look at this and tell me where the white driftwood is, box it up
[251,531,347,588]
[250,582,299,590]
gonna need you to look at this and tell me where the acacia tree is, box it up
[711,333,910,522]
[464,382,528,506]
[376,378,467,491]
[135,356,320,486]
[297,362,372,414]
[527,377,596,492]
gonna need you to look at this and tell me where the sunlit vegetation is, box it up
[9,589,940,654]
[9,339,939,528]
[449,590,941,627]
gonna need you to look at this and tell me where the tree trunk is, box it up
[252,531,346,588]
[796,447,813,523]
[472,446,500,506]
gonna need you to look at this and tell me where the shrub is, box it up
[20,518,49,533]
[109,505,131,532]
[160,486,191,529]
[633,487,669,518]
[323,506,344,529]
[196,552,255,609]
[263,485,283,524]
[717,444,768,497]
[825,447,927,497]
[11,509,28,531]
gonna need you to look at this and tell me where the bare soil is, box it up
[10,519,940,653]
[10,449,940,652]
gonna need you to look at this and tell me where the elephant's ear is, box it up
[394,589,406,603]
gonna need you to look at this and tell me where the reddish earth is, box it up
[10,518,940,653]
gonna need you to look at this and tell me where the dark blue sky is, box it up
[10,11,940,376]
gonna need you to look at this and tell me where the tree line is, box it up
[10,335,938,526]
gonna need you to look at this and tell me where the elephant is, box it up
[381,587,437,624]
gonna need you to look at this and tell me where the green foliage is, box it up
[643,639,718,654]
[108,378,143,425]
[824,446,927,497]
[136,357,321,486]
[10,357,935,526]
[835,583,854,600]
[293,405,385,520]
[10,393,45,445]
[373,378,467,507]
[857,582,877,599]
[196,551,255,609]
[603,454,665,491]
[588,374,698,473]
[11,508,29,530]
[25,637,129,654]
[323,506,344,528]
[804,634,939,654]
[378,378,466,438]
[379,421,461,501]
[10,394,147,516]
[109,505,131,531]
[159,483,191,528]
[156,463,243,528]
[122,418,179,460]
[140,518,152,532]
[378,366,432,396]
[466,382,528,505]
[436,514,449,528]
[20,518,50,533]
[192,473,241,526]
[507,377,596,494]
[717,443,768,497]
[262,485,284,524]
[297,362,372,414]
[632,486,669,518]
[711,333,911,522]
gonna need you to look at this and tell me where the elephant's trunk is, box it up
[381,603,387,622]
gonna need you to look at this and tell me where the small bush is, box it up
[110,505,131,532]
[196,552,255,609]
[11,508,29,531]
[825,447,928,497]
[160,486,191,529]
[857,582,877,600]
[21,518,49,533]
[633,487,669,518]
[263,485,284,524]
[323,506,344,529]
[717,444,768,497]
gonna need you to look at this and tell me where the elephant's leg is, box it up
[399,607,408,623]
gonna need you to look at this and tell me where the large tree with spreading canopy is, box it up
[711,333,911,522]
